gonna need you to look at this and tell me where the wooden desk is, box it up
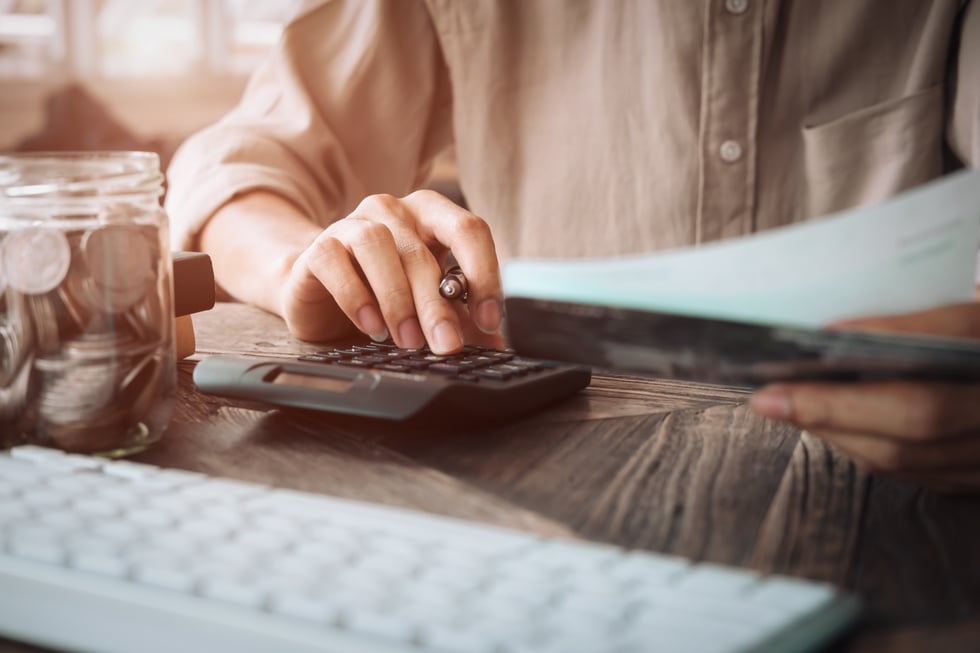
[3,302,979,652]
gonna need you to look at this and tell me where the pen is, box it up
[439,266,467,302]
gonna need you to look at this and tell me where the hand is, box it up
[280,190,505,353]
[749,302,980,492]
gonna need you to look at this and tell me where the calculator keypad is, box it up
[298,343,546,382]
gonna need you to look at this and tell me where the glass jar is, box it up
[0,151,175,455]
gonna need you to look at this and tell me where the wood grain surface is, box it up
[3,302,978,653]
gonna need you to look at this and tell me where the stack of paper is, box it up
[503,169,980,329]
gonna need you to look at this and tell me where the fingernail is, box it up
[474,297,502,334]
[397,318,426,349]
[750,388,792,420]
[432,320,463,353]
[356,305,388,341]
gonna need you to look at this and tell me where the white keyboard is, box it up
[0,446,860,653]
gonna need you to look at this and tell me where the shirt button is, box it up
[719,140,743,163]
[725,0,749,15]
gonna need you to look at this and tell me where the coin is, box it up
[26,294,61,356]
[76,276,146,315]
[81,225,152,313]
[0,238,6,296]
[82,224,151,290]
[0,293,31,386]
[2,227,71,295]
[38,356,119,424]
[0,354,35,429]
[41,329,152,364]
[57,283,91,334]
[119,352,161,425]
[0,324,18,386]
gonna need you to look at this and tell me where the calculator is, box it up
[192,343,592,423]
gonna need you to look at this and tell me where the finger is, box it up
[453,302,507,349]
[397,238,465,354]
[328,214,439,349]
[750,381,980,441]
[828,302,980,339]
[402,190,503,335]
[825,431,980,492]
[349,195,463,353]
[300,232,389,342]
[281,259,353,342]
[812,428,980,474]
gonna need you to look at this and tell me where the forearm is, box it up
[199,191,323,317]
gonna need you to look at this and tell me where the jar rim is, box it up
[0,151,164,202]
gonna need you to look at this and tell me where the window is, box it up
[0,0,295,79]
[0,0,60,77]
[0,0,297,149]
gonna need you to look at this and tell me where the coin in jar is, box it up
[2,227,71,295]
[0,238,6,295]
[26,294,61,356]
[81,224,152,313]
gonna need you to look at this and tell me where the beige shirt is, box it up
[166,0,980,262]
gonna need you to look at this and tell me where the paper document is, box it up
[503,169,980,328]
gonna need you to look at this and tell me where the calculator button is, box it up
[474,369,511,381]
[297,353,338,363]
[337,359,373,368]
[376,364,413,373]
[428,364,462,376]
[356,354,390,365]
[509,359,545,372]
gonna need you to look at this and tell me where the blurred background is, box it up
[0,0,461,203]
[0,0,294,169]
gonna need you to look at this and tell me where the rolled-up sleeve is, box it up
[950,0,980,167]
[165,0,453,250]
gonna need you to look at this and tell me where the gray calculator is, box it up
[193,342,591,422]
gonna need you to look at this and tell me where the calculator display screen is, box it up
[272,371,353,393]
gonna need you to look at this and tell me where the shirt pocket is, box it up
[801,83,944,218]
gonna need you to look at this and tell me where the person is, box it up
[165,0,980,490]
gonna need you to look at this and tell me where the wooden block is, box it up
[175,315,196,360]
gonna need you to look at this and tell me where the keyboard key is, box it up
[33,508,87,531]
[341,608,420,643]
[69,550,130,578]
[132,562,198,593]
[419,625,499,653]
[0,456,47,483]
[71,497,124,518]
[672,563,761,596]
[746,575,837,614]
[269,592,344,624]
[7,525,66,564]
[199,577,267,609]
